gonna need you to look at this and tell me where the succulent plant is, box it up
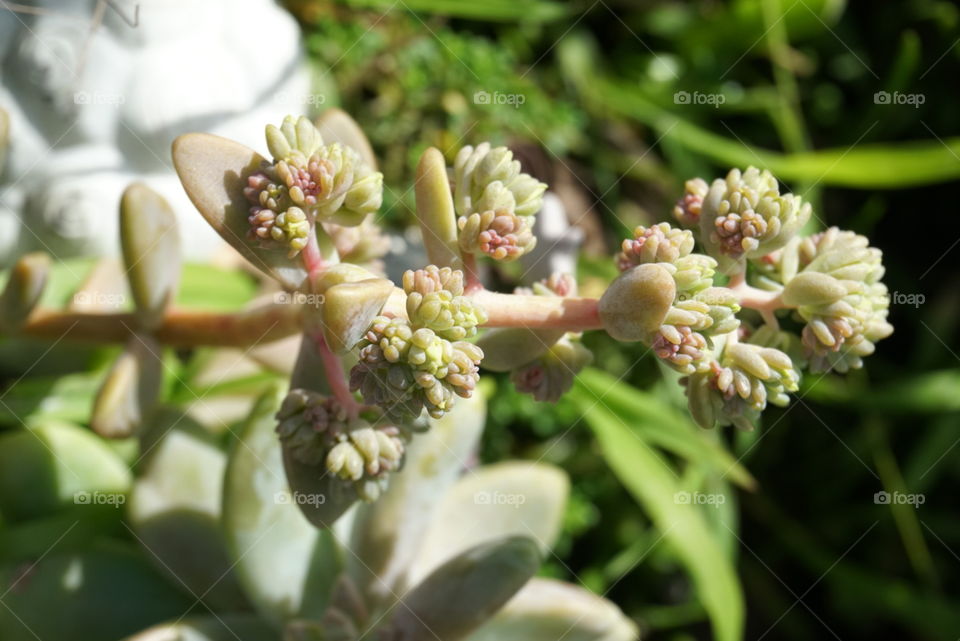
[0,110,894,640]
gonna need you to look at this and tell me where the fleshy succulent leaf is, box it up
[90,335,163,439]
[346,391,486,606]
[172,133,308,290]
[223,388,341,624]
[315,108,378,171]
[120,183,181,330]
[128,409,248,610]
[409,462,568,584]
[0,252,50,332]
[464,578,638,641]
[385,536,541,641]
[415,148,463,269]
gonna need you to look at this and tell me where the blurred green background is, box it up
[2,0,960,639]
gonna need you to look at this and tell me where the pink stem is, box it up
[315,332,361,419]
[301,227,327,282]
[462,252,483,294]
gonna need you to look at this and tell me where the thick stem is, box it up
[314,332,361,419]
[462,252,482,294]
[20,289,605,347]
[469,290,602,331]
[302,226,327,283]
[729,279,786,329]
[19,303,302,347]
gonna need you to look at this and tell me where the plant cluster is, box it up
[0,109,893,641]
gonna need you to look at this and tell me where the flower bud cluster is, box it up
[275,389,406,501]
[684,338,800,431]
[673,178,709,227]
[453,143,546,261]
[350,267,484,420]
[245,116,383,257]
[403,266,487,340]
[615,223,741,374]
[697,167,811,271]
[784,228,892,373]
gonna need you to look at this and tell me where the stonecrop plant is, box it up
[1,109,893,641]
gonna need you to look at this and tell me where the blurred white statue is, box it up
[0,0,315,264]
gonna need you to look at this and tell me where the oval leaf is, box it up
[409,462,568,584]
[387,536,541,641]
[0,543,192,641]
[476,328,565,372]
[91,335,163,439]
[346,391,487,605]
[0,421,131,521]
[172,133,307,290]
[465,578,638,641]
[129,409,247,611]
[0,252,50,331]
[120,183,181,330]
[315,108,378,170]
[223,389,341,625]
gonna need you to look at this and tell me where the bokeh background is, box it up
[2,1,959,640]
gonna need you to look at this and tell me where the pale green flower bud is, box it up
[458,208,537,261]
[699,167,811,270]
[275,387,410,502]
[785,228,893,373]
[511,333,593,402]
[665,254,717,297]
[266,115,325,164]
[453,143,546,260]
[652,324,709,375]
[683,339,800,430]
[265,206,310,258]
[454,143,547,219]
[249,119,383,253]
[350,317,483,420]
[403,266,487,340]
[673,177,709,227]
[616,223,695,271]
